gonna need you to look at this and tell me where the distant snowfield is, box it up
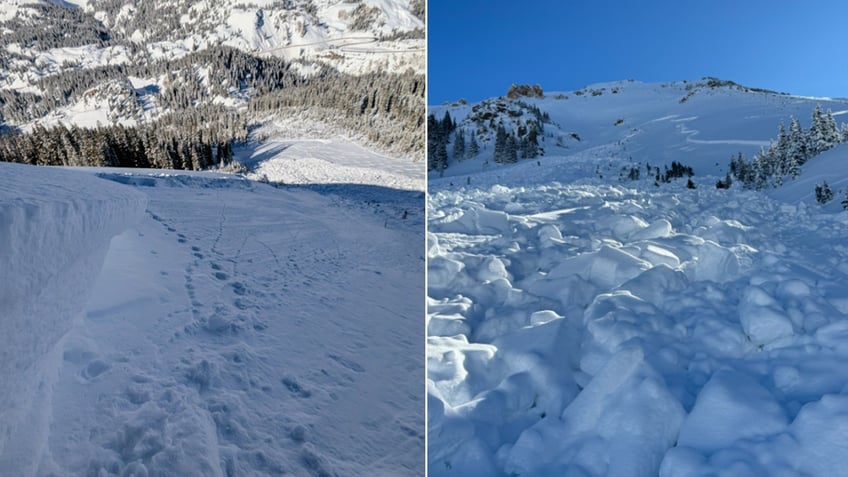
[243,138,423,191]
[241,118,424,191]
[427,84,848,476]
[0,136,424,475]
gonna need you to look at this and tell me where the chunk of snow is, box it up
[738,286,794,345]
[791,394,848,476]
[677,369,788,452]
[504,347,684,476]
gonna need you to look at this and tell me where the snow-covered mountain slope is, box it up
[431,79,848,177]
[1,134,424,475]
[0,0,423,81]
[0,0,425,158]
[427,82,848,476]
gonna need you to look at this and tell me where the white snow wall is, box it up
[0,163,147,473]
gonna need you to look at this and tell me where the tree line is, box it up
[0,106,247,170]
[723,105,847,190]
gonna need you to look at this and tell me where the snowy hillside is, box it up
[1,131,424,475]
[0,0,425,159]
[427,81,848,476]
[0,0,424,81]
[429,78,848,177]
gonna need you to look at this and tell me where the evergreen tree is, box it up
[452,129,465,160]
[808,105,839,156]
[441,111,454,135]
[815,181,834,204]
[774,122,790,176]
[505,134,518,163]
[427,113,448,171]
[751,147,769,190]
[521,123,540,158]
[493,125,507,163]
[824,109,841,145]
[788,117,808,167]
[433,138,448,174]
[467,133,479,158]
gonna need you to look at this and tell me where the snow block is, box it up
[631,218,673,240]
[791,394,848,476]
[738,286,794,346]
[436,204,511,235]
[0,164,146,472]
[677,369,788,453]
[428,256,466,291]
[598,214,649,240]
[690,240,740,283]
[475,256,509,283]
[537,223,564,248]
[548,245,651,290]
[504,347,684,476]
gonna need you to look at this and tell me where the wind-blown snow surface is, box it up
[1,160,423,475]
[427,150,848,475]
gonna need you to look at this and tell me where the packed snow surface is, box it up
[1,138,423,475]
[427,142,848,475]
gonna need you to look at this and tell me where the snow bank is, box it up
[0,163,146,473]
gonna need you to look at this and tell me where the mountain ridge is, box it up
[428,77,848,179]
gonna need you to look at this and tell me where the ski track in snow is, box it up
[34,171,424,476]
[427,166,848,476]
[671,116,771,147]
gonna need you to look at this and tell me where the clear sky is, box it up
[428,0,848,105]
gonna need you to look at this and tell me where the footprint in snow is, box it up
[231,282,247,295]
[282,376,312,398]
[328,354,365,373]
[79,359,111,381]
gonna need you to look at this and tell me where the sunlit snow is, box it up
[428,80,848,477]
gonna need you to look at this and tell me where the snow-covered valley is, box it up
[427,81,848,476]
[1,136,424,476]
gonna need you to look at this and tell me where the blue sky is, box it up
[428,1,848,104]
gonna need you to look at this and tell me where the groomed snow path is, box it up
[38,172,424,476]
[428,175,848,476]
